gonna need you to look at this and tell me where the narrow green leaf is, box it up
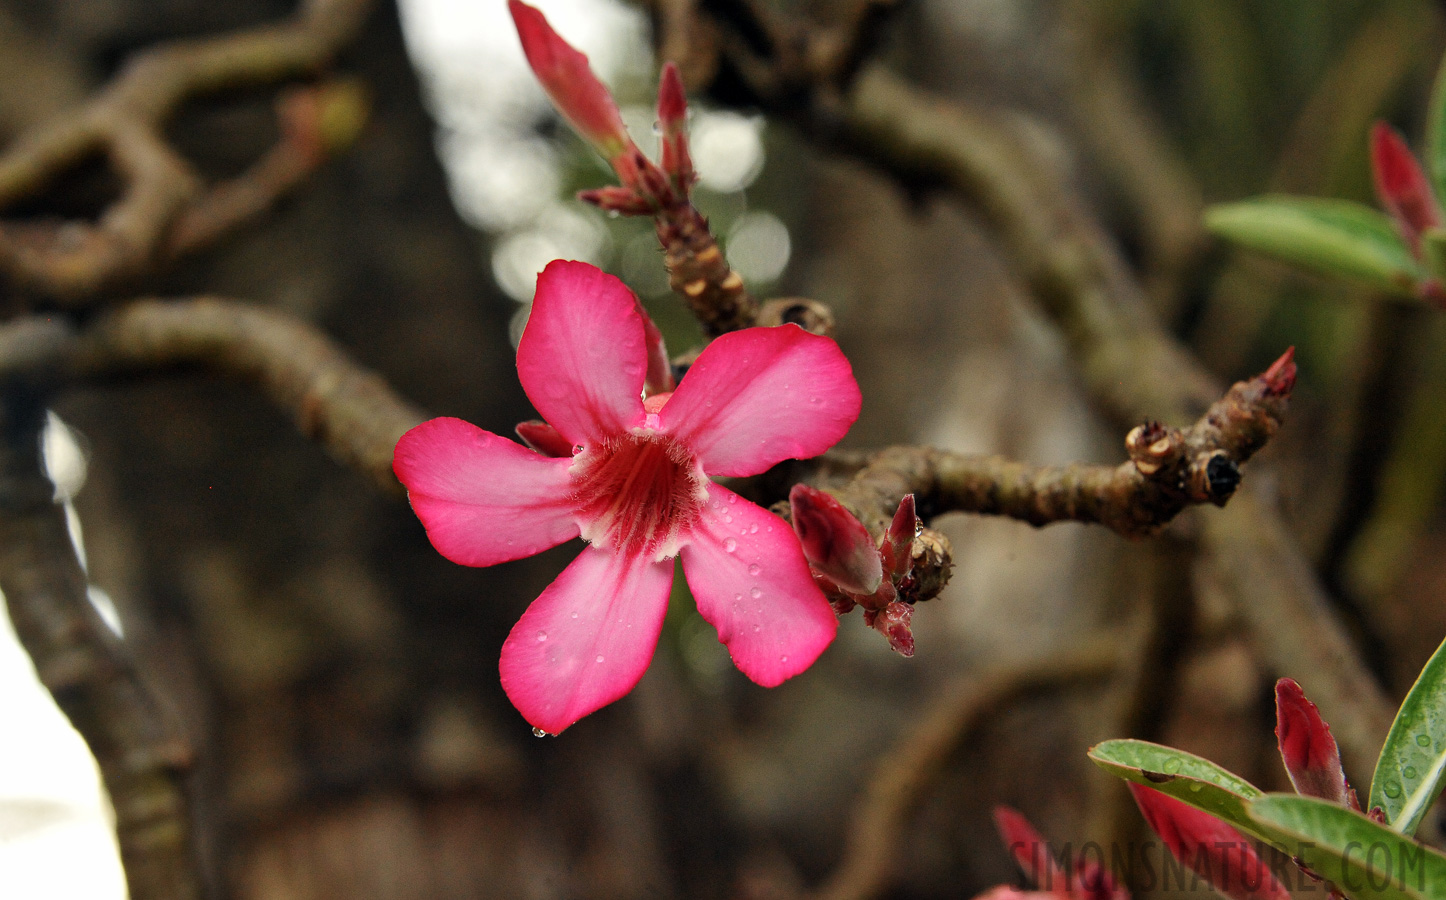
[1205,197,1421,296]
[1426,53,1446,206]
[1248,795,1446,900]
[1088,740,1263,832]
[1370,635,1446,834]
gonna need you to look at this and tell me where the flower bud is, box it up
[789,484,883,595]
[1129,784,1291,900]
[657,62,695,195]
[509,0,633,162]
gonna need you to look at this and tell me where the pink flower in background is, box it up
[393,260,861,734]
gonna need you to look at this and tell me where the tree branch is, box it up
[0,379,200,900]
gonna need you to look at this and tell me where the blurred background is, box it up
[2,0,1446,897]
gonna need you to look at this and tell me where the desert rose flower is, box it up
[394,260,861,733]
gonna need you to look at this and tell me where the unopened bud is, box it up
[1129,784,1291,900]
[1261,346,1297,397]
[863,601,914,656]
[789,484,884,596]
[509,0,633,160]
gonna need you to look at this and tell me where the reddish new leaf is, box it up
[1371,121,1442,257]
[1129,784,1291,900]
[1275,677,1355,807]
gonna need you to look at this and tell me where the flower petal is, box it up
[660,325,861,477]
[499,545,674,734]
[394,417,579,566]
[680,484,836,686]
[517,260,648,445]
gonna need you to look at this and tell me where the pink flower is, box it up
[393,261,861,733]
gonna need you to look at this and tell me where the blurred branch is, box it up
[809,641,1121,900]
[0,380,200,900]
[0,0,372,303]
[0,298,425,492]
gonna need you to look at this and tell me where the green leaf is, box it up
[1370,635,1446,834]
[1427,53,1446,206]
[1088,740,1263,832]
[1248,794,1446,900]
[1205,197,1422,296]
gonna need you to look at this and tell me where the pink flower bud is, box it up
[515,420,574,457]
[1275,678,1354,806]
[1371,122,1442,258]
[657,62,695,195]
[509,0,633,162]
[1128,784,1291,900]
[879,494,918,580]
[993,806,1069,892]
[789,484,884,595]
[577,186,655,216]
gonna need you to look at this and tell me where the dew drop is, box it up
[1404,766,1419,780]
[572,444,583,454]
[1417,734,1433,747]
[780,655,789,663]
[751,624,760,632]
[532,727,551,738]
[595,655,605,664]
[809,396,820,404]
[750,587,762,599]
[914,521,924,536]
[724,514,733,524]
[749,524,759,534]
[1188,782,1203,793]
[571,611,578,619]
[1162,758,1182,774]
[724,538,737,553]
[748,563,761,576]
[727,494,737,504]
[1384,780,1403,798]
[536,631,547,642]
[766,525,773,532]
[734,593,743,601]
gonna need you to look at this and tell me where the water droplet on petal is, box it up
[809,396,820,404]
[1404,766,1419,780]
[532,727,551,738]
[1417,734,1433,747]
[1162,758,1182,774]
[750,587,762,599]
[1384,780,1403,798]
[724,538,737,552]
[595,655,605,664]
[748,563,761,576]
[734,593,743,601]
[749,524,758,534]
[727,494,737,504]
[751,623,760,633]
[780,655,788,663]
[571,611,578,619]
[536,631,547,642]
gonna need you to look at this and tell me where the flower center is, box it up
[570,430,707,560]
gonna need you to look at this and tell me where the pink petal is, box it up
[394,417,579,566]
[660,325,861,477]
[499,545,674,734]
[993,806,1069,892]
[517,260,648,445]
[679,484,837,686]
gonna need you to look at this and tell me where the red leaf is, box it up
[1129,784,1291,900]
[1275,677,1354,806]
[1371,122,1441,257]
